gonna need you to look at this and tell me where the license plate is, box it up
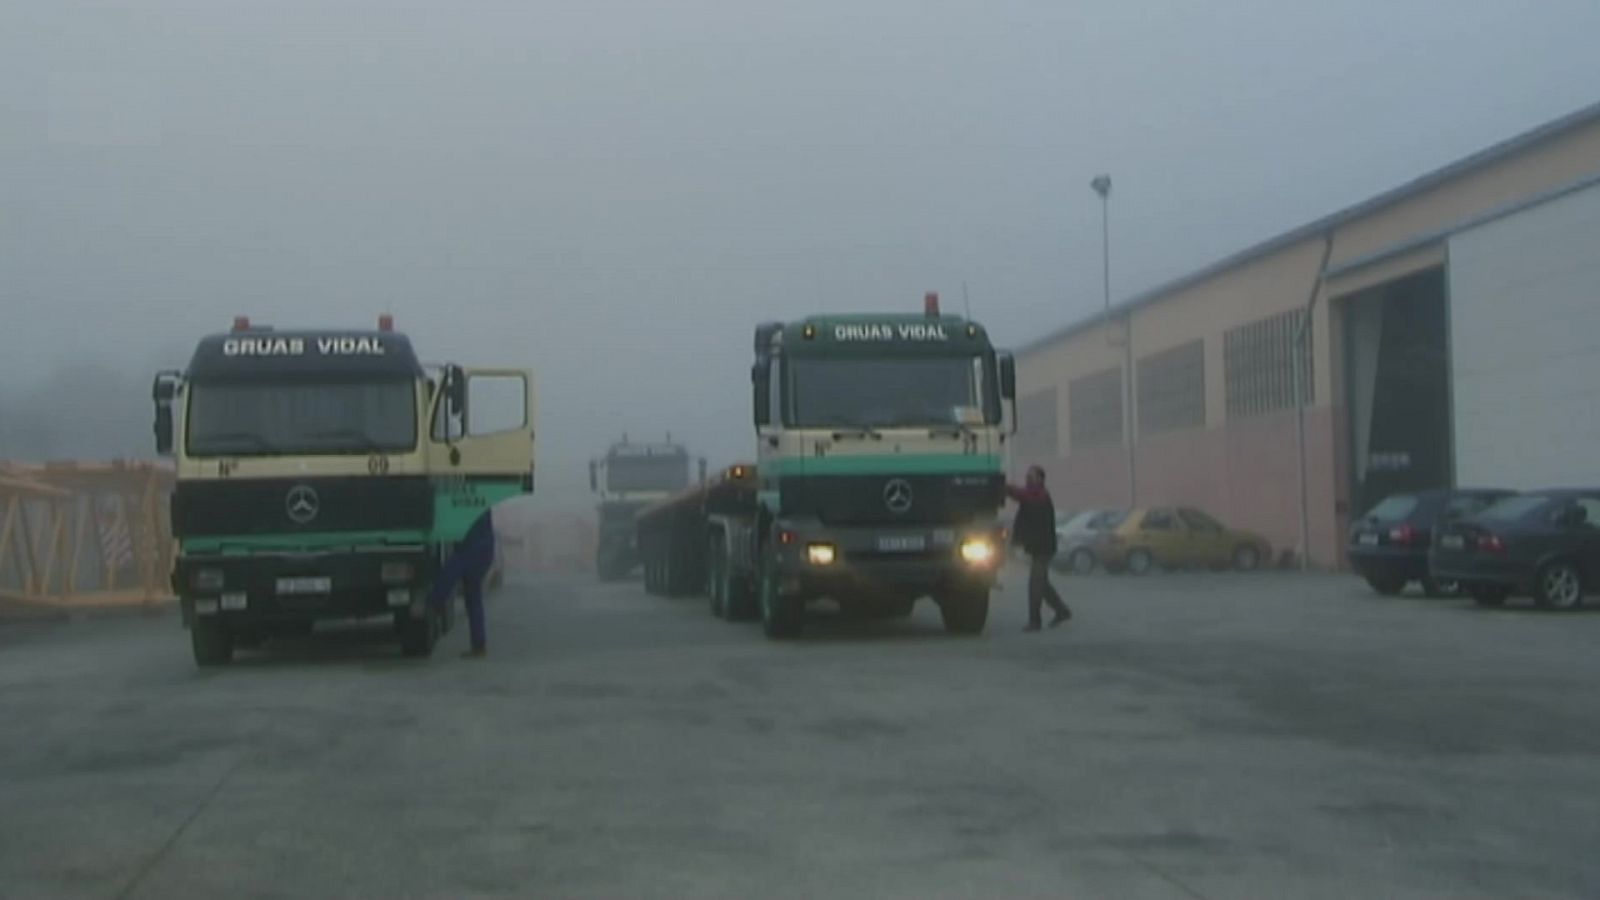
[1441,535,1464,550]
[276,576,332,595]
[1358,533,1379,546]
[876,535,927,553]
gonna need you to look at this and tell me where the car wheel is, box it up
[1232,545,1261,572]
[1421,578,1461,599]
[1069,548,1096,575]
[1535,561,1584,611]
[1471,585,1508,607]
[1364,575,1406,596]
[1125,549,1154,575]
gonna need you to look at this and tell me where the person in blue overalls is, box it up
[430,508,496,658]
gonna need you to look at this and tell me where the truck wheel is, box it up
[707,536,728,618]
[191,619,234,666]
[938,588,989,635]
[399,607,439,658]
[759,551,802,640]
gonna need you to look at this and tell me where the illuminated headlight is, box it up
[806,543,837,566]
[959,538,996,566]
[220,592,248,611]
[192,568,225,591]
[380,561,415,585]
[194,598,219,615]
[386,588,411,608]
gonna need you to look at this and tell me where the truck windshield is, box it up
[788,356,994,427]
[186,380,417,457]
[606,454,690,492]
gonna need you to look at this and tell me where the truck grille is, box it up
[781,474,1003,526]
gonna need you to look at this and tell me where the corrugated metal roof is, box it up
[1017,99,1600,356]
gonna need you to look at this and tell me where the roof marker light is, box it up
[378,314,394,332]
[924,292,940,317]
[231,316,250,332]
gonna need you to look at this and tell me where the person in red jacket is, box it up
[1007,465,1072,632]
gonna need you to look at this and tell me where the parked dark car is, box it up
[1429,490,1600,609]
[1348,488,1516,596]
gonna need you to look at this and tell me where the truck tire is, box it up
[399,607,439,658]
[759,548,802,640]
[191,618,234,666]
[937,587,989,635]
[707,535,728,618]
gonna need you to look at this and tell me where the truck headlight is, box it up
[960,538,996,566]
[381,561,415,585]
[192,568,224,591]
[806,543,837,566]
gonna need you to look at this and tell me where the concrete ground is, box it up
[3,568,1600,899]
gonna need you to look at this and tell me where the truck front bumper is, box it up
[772,519,1002,597]
[172,547,435,626]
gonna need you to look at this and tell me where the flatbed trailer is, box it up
[635,463,762,619]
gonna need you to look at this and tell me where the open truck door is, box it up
[427,365,536,541]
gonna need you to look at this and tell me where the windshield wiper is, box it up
[304,428,391,452]
[195,431,280,453]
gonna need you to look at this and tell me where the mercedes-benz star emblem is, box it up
[883,478,914,514]
[285,485,320,524]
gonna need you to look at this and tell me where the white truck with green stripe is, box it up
[638,295,1018,638]
[152,316,534,665]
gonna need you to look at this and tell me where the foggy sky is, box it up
[4,0,1599,505]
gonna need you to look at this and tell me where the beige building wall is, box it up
[1015,110,1600,567]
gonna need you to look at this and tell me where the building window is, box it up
[1137,339,1206,435]
[1015,387,1058,462]
[1069,367,1123,448]
[1224,309,1312,418]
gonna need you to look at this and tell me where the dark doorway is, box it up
[1342,267,1452,517]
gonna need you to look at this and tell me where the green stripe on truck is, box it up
[767,454,1002,476]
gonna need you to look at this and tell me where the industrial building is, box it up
[1013,101,1600,567]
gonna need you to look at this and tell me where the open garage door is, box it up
[1448,181,1600,489]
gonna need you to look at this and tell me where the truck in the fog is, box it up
[152,315,535,665]
[588,437,703,580]
[635,294,1017,638]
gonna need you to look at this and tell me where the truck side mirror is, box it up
[752,361,770,427]
[999,353,1017,400]
[589,460,598,492]
[151,372,179,457]
[154,405,174,456]
[445,365,467,416]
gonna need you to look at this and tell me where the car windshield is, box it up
[788,356,993,428]
[1477,494,1555,521]
[1363,495,1420,521]
[187,379,417,456]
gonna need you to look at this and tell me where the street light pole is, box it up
[1091,174,1134,506]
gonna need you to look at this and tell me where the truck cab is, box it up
[588,438,704,580]
[744,294,1018,636]
[153,316,534,665]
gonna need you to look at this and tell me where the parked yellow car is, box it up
[1093,506,1271,574]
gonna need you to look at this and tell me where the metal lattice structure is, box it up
[0,461,174,608]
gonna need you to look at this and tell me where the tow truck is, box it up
[152,315,534,665]
[636,293,1017,637]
